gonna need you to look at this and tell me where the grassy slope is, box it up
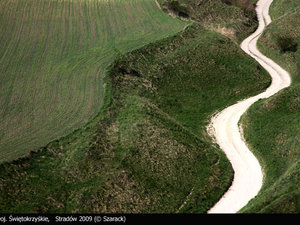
[159,0,258,42]
[0,0,187,162]
[0,0,271,213]
[240,0,300,213]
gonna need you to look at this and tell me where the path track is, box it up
[208,0,291,213]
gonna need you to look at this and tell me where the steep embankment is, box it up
[240,0,300,213]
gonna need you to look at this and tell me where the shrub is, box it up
[276,36,298,53]
[164,0,190,18]
[221,0,256,13]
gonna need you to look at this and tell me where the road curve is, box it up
[207,0,291,213]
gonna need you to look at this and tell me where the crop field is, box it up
[0,0,187,162]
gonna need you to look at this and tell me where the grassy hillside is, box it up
[240,0,300,213]
[0,0,271,213]
[269,0,300,20]
[159,0,258,42]
[0,0,187,162]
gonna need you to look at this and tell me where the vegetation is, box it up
[0,0,273,213]
[269,0,300,20]
[240,0,300,213]
[276,36,298,53]
[163,0,190,18]
[0,0,187,162]
[159,0,258,42]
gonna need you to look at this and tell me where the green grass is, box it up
[0,14,271,215]
[109,24,270,213]
[159,0,258,42]
[0,0,188,162]
[269,0,300,20]
[240,0,300,213]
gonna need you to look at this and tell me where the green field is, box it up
[0,0,273,213]
[240,0,300,213]
[0,0,188,162]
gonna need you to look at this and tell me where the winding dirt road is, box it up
[208,0,291,213]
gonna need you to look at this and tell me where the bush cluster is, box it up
[163,0,190,18]
[276,36,298,53]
